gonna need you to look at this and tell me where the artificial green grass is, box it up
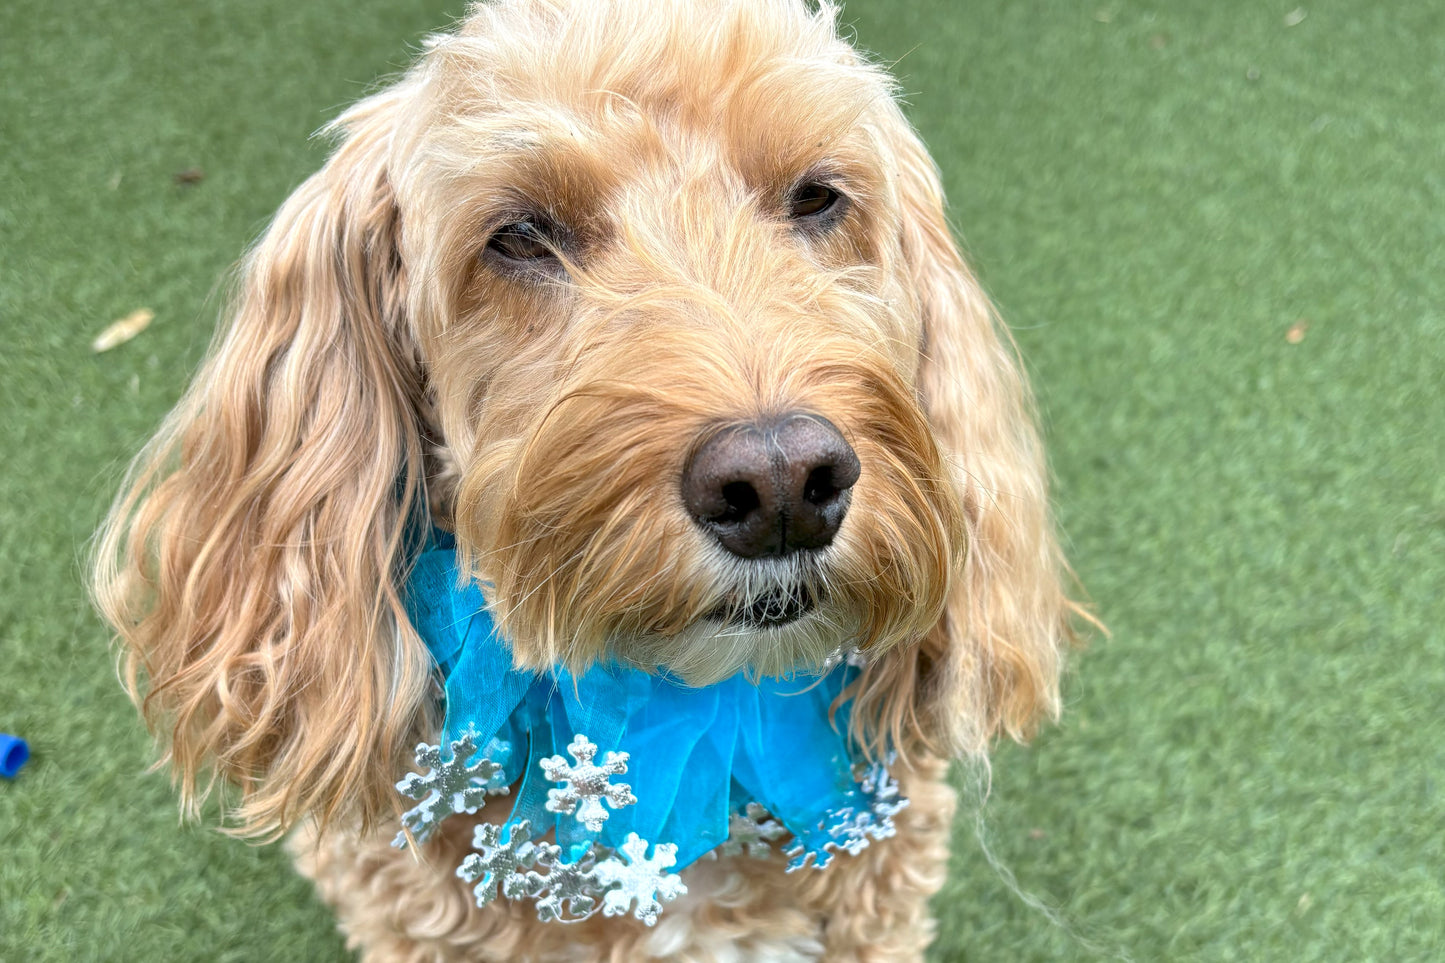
[2,0,1442,959]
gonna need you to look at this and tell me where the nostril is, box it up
[718,481,760,523]
[681,427,779,559]
[802,465,839,506]
[773,414,858,553]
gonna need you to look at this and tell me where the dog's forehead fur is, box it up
[442,0,882,127]
[391,1,907,320]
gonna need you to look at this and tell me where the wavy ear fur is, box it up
[92,90,434,838]
[856,110,1079,760]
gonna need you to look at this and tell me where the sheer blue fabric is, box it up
[405,533,881,871]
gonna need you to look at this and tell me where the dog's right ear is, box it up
[92,87,436,839]
[846,105,1082,764]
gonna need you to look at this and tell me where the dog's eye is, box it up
[486,221,557,264]
[788,183,842,221]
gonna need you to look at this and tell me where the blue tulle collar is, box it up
[393,532,906,926]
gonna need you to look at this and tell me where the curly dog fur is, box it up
[93,1,1078,959]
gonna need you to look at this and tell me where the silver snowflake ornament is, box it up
[591,833,688,926]
[715,802,789,860]
[540,734,636,832]
[783,763,911,871]
[859,761,909,835]
[456,819,550,907]
[824,807,874,856]
[527,848,603,923]
[393,730,508,848]
[782,830,837,872]
[782,810,866,871]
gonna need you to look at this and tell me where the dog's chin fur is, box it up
[622,609,851,687]
[607,546,854,684]
[92,1,1082,959]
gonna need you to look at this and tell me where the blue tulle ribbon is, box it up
[406,532,883,871]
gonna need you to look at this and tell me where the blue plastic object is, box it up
[0,734,28,778]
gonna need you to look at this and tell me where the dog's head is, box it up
[94,0,1076,837]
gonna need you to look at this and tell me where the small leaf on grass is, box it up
[92,308,154,352]
[1285,319,1309,344]
[174,167,205,186]
[1283,7,1307,27]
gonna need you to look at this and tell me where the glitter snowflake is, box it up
[714,802,789,860]
[393,730,508,848]
[860,761,909,830]
[782,824,840,872]
[783,762,911,870]
[456,820,550,907]
[591,833,688,926]
[527,848,603,923]
[540,734,636,832]
[824,807,875,856]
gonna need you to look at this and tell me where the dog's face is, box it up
[95,0,1072,836]
[396,2,960,683]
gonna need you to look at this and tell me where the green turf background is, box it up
[3,0,1442,959]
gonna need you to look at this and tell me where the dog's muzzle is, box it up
[681,413,859,559]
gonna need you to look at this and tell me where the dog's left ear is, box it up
[91,87,436,838]
[880,113,1076,757]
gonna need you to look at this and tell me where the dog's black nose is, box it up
[681,414,860,559]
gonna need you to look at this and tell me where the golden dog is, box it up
[94,1,1078,959]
